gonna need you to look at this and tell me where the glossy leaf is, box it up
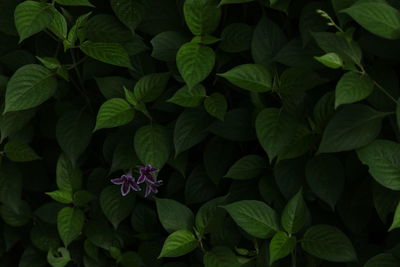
[158,230,198,258]
[94,98,134,131]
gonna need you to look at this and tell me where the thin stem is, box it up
[373,79,398,104]
[291,249,297,267]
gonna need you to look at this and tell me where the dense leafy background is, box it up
[0,0,400,266]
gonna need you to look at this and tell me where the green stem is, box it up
[372,79,398,104]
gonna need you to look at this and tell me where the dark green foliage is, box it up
[0,0,400,266]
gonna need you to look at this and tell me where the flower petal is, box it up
[130,181,141,192]
[137,174,146,184]
[121,182,131,196]
[111,177,125,185]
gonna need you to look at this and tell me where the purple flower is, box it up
[111,172,141,196]
[144,180,163,198]
[137,165,158,184]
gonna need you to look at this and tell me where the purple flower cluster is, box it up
[111,165,162,197]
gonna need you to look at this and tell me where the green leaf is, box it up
[204,93,227,121]
[222,200,280,238]
[55,0,94,7]
[183,0,221,35]
[251,17,287,65]
[14,1,54,42]
[80,41,132,68]
[151,31,188,62]
[269,232,296,265]
[56,154,82,193]
[94,98,134,131]
[389,201,400,231]
[281,189,309,234]
[301,224,357,262]
[155,198,194,233]
[218,64,272,92]
[48,8,68,40]
[318,104,385,153]
[203,246,240,267]
[176,42,216,88]
[0,109,36,142]
[174,108,211,156]
[168,84,206,107]
[335,72,374,108]
[342,2,400,40]
[255,108,298,161]
[277,68,327,94]
[133,72,170,103]
[185,165,217,204]
[4,64,57,113]
[100,185,135,229]
[195,196,226,235]
[314,52,343,69]
[46,190,73,204]
[364,253,400,267]
[312,31,362,66]
[57,207,85,247]
[219,23,253,53]
[306,155,345,209]
[357,140,400,190]
[110,0,146,31]
[56,110,94,165]
[134,124,171,169]
[1,200,31,227]
[47,247,71,267]
[95,76,133,99]
[4,141,41,162]
[224,154,265,180]
[158,230,198,258]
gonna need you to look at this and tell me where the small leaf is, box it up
[4,141,41,162]
[357,140,400,190]
[110,0,145,31]
[318,104,385,153]
[218,64,272,92]
[223,200,280,238]
[335,72,374,108]
[195,196,226,235]
[174,109,212,156]
[151,31,188,62]
[14,1,54,42]
[47,247,71,267]
[224,155,265,180]
[155,198,194,233]
[176,42,216,88]
[56,154,82,193]
[168,84,206,107]
[133,72,170,103]
[301,224,357,262]
[255,108,298,161]
[269,232,296,265]
[389,201,400,231]
[204,93,227,121]
[203,246,240,267]
[281,189,309,234]
[100,186,135,229]
[183,0,221,35]
[158,230,198,258]
[80,41,132,68]
[219,23,253,53]
[314,52,343,69]
[4,64,57,113]
[57,207,85,247]
[1,200,31,227]
[306,155,345,209]
[342,2,400,40]
[94,98,134,131]
[134,124,171,169]
[46,190,73,204]
[48,8,68,40]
